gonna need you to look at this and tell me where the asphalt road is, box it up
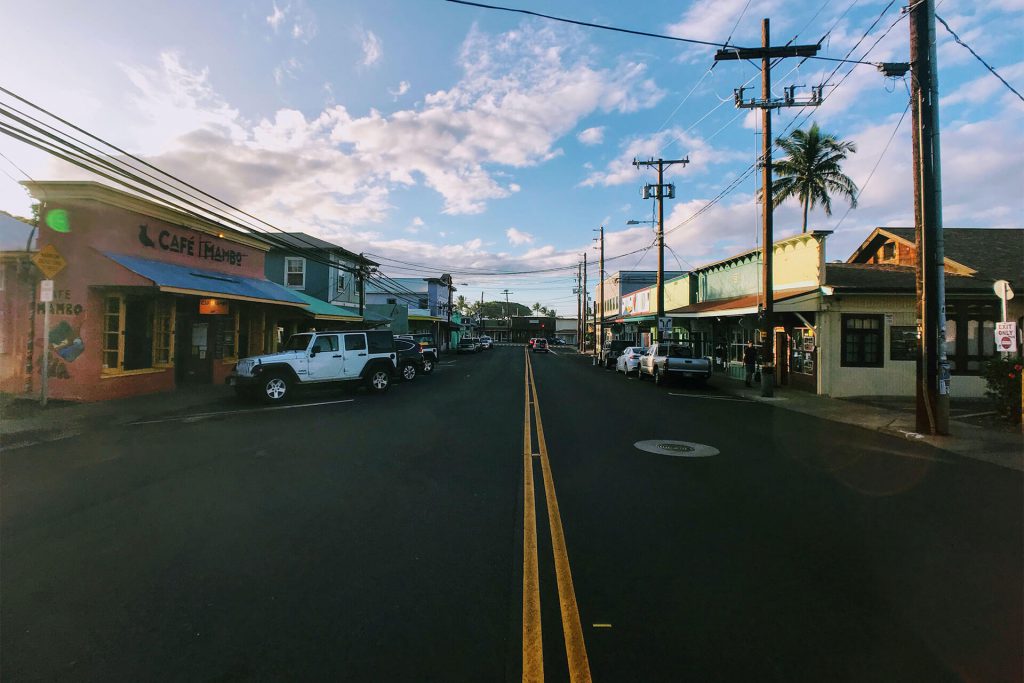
[2,345,1021,681]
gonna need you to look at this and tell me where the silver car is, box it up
[615,346,647,375]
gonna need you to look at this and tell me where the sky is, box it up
[1,0,1022,313]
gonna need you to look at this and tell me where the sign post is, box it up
[39,280,54,407]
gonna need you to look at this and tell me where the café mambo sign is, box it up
[139,224,246,267]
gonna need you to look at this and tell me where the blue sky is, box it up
[1,0,1022,312]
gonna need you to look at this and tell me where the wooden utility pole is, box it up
[715,18,819,397]
[910,0,950,434]
[582,253,588,353]
[633,157,688,342]
[594,227,604,362]
[500,288,513,343]
[576,261,582,351]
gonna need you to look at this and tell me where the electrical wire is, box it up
[935,14,1024,103]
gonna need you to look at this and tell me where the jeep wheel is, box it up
[401,362,417,382]
[261,374,290,403]
[422,358,435,374]
[367,368,391,394]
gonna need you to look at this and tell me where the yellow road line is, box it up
[522,350,544,682]
[528,357,593,683]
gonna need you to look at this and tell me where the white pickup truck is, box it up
[638,342,713,386]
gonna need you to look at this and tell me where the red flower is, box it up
[1016,364,1023,371]
[1011,373,1018,379]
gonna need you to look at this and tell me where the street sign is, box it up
[657,316,672,333]
[39,279,54,303]
[993,280,1014,301]
[995,322,1018,353]
[32,244,67,279]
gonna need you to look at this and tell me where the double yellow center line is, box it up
[522,349,592,682]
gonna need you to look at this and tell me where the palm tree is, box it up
[455,294,467,314]
[769,122,859,233]
[532,302,542,313]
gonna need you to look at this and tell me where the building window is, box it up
[152,299,175,366]
[841,314,884,367]
[103,295,124,371]
[285,257,305,289]
[881,242,896,261]
[336,269,348,294]
[945,303,997,374]
[386,298,397,305]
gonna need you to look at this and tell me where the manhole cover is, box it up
[634,440,719,457]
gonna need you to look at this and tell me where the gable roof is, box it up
[270,232,377,266]
[824,262,994,293]
[848,227,1024,284]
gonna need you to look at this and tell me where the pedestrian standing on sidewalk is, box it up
[743,341,758,387]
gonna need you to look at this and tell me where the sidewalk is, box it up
[1,385,237,451]
[715,376,1023,472]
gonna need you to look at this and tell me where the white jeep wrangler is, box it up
[229,330,397,403]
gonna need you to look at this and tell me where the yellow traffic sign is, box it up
[32,244,67,279]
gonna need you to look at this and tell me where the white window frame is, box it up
[285,257,306,289]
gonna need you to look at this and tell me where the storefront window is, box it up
[103,295,123,370]
[841,314,883,367]
[944,302,997,374]
[791,327,816,375]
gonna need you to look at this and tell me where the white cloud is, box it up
[272,57,302,85]
[266,2,285,31]
[389,80,411,99]
[361,30,382,67]
[940,61,1024,108]
[506,227,535,245]
[577,126,605,145]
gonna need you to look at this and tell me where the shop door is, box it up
[775,330,789,385]
[175,301,212,384]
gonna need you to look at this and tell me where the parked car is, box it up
[615,346,648,375]
[457,337,479,354]
[479,335,493,350]
[638,342,712,386]
[531,338,549,353]
[395,333,436,374]
[548,337,567,346]
[527,338,536,348]
[599,339,633,369]
[394,338,426,381]
[229,330,397,402]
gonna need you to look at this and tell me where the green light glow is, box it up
[45,209,70,233]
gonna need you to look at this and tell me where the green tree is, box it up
[455,294,468,314]
[768,122,859,233]
[532,302,542,313]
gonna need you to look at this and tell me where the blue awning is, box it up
[104,252,307,307]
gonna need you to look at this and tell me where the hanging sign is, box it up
[995,321,1018,353]
[199,298,230,315]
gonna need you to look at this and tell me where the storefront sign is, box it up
[622,290,652,316]
[995,321,1018,352]
[139,225,247,267]
[32,244,67,279]
[199,298,230,315]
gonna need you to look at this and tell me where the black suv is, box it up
[394,338,426,381]
[599,339,633,369]
[395,334,437,373]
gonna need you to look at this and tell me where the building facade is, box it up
[9,182,337,401]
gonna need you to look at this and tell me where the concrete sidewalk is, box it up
[1,385,238,451]
[714,376,1023,472]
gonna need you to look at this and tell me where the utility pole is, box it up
[593,227,605,363]
[715,18,820,397]
[633,157,689,342]
[582,253,588,353]
[577,259,585,350]
[910,0,949,434]
[500,288,513,343]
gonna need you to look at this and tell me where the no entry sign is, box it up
[995,321,1018,353]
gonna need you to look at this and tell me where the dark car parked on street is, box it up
[394,338,426,381]
[599,339,633,368]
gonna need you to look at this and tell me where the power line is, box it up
[446,0,881,66]
[935,14,1024,103]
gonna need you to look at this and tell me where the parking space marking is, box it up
[128,398,355,425]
